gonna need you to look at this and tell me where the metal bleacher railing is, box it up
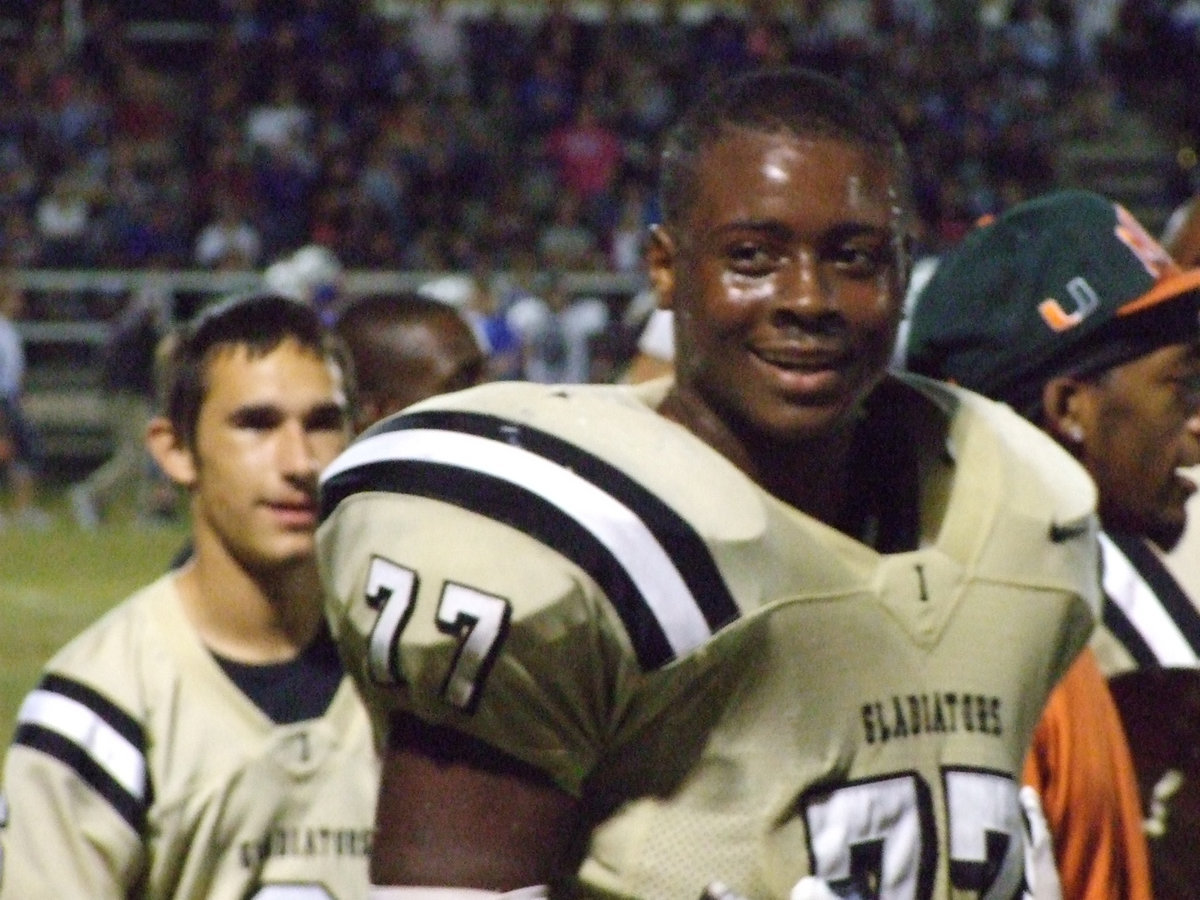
[14,267,645,466]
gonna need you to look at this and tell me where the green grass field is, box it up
[0,489,189,761]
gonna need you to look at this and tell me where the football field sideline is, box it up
[0,498,189,764]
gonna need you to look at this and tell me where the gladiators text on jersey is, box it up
[861,691,1004,745]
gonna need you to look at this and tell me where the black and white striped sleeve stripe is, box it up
[1100,531,1200,667]
[320,410,741,670]
[13,673,150,833]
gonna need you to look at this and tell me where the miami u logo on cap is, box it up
[1038,276,1100,332]
[1038,203,1173,332]
[1114,203,1173,278]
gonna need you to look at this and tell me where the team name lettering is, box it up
[239,827,374,867]
[861,692,1003,744]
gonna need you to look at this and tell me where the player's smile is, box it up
[749,341,851,399]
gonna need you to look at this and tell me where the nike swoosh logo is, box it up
[1049,519,1091,542]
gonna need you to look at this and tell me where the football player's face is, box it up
[652,127,907,447]
[188,340,350,571]
[1076,341,1200,550]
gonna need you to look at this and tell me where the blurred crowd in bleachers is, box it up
[1,0,1197,310]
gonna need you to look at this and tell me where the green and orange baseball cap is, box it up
[904,189,1200,418]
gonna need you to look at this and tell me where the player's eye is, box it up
[726,241,776,275]
[827,241,893,277]
[306,402,349,433]
[231,406,283,431]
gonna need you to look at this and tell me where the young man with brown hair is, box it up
[1,292,377,899]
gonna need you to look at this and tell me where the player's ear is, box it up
[1041,376,1090,450]
[646,225,677,310]
[146,416,197,488]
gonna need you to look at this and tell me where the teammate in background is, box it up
[317,67,1096,900]
[0,293,377,899]
[621,305,675,384]
[334,291,487,434]
[904,189,1200,899]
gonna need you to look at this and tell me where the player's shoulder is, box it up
[323,379,767,540]
[897,371,1096,522]
[36,574,183,715]
[895,373,1100,614]
[7,576,183,835]
[48,574,172,662]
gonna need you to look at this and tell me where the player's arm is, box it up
[371,712,580,889]
[320,501,606,891]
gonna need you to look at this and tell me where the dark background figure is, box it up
[70,283,171,528]
[334,290,487,434]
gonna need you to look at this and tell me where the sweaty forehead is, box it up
[690,129,902,229]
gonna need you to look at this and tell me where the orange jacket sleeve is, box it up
[1023,648,1152,900]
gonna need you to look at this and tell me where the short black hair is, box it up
[160,292,351,448]
[334,292,472,396]
[659,66,912,229]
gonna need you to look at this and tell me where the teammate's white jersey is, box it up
[0,574,378,900]
[318,375,1099,900]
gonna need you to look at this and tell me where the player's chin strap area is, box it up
[370,886,548,900]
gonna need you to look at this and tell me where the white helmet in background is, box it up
[263,244,343,324]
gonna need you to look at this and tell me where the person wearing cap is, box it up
[1159,197,1200,602]
[903,188,1200,900]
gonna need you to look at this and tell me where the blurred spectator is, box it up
[245,75,313,155]
[252,146,319,261]
[35,175,92,267]
[507,271,609,384]
[1,212,41,270]
[545,101,625,218]
[607,180,654,273]
[420,265,524,380]
[515,49,575,138]
[0,277,52,529]
[538,191,602,271]
[69,281,171,529]
[622,304,675,385]
[618,59,679,144]
[112,57,180,169]
[262,242,344,326]
[466,1,529,106]
[357,135,413,244]
[365,18,425,102]
[406,0,471,99]
[194,192,262,270]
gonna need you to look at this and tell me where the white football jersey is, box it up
[0,574,378,900]
[318,376,1099,900]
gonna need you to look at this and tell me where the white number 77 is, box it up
[363,555,511,712]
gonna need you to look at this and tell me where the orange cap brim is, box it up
[1117,265,1200,317]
